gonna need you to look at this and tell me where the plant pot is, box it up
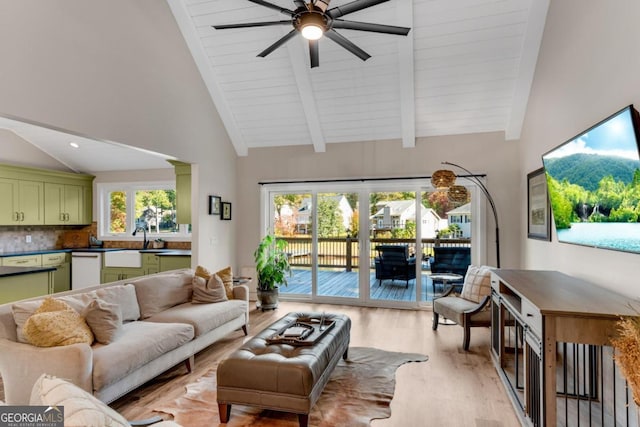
[257,287,279,311]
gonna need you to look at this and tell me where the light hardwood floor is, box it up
[109,302,520,426]
[111,302,521,426]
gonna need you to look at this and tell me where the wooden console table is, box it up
[490,269,636,426]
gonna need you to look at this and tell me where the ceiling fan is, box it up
[212,0,411,68]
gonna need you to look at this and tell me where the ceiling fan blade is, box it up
[327,0,389,19]
[293,0,306,8]
[257,29,298,57]
[309,39,319,68]
[248,0,295,17]
[324,29,371,61]
[213,20,292,30]
[314,0,331,13]
[331,19,410,36]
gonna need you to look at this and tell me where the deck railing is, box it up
[280,236,471,271]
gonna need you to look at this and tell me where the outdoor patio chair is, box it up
[374,245,416,288]
[430,246,471,276]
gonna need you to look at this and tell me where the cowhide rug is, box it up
[153,347,428,427]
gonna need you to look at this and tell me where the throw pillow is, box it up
[23,297,94,347]
[194,265,212,280]
[192,274,228,304]
[461,265,493,304]
[215,266,234,300]
[12,293,94,344]
[132,270,193,319]
[30,374,129,427]
[83,298,123,344]
[91,284,141,322]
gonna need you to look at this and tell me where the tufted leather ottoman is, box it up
[217,311,351,427]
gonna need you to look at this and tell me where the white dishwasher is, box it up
[71,252,102,289]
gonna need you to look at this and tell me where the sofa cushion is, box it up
[12,294,94,344]
[91,284,140,322]
[192,274,228,304]
[83,298,122,344]
[461,265,492,304]
[23,298,94,347]
[30,374,129,427]
[92,320,194,391]
[131,271,193,319]
[146,300,247,337]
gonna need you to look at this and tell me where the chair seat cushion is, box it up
[433,296,490,325]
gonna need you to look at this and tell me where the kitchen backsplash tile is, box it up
[0,226,68,253]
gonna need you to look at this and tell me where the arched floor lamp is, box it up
[431,161,500,268]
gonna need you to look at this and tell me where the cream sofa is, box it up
[0,268,249,405]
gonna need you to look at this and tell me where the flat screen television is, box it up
[541,105,640,254]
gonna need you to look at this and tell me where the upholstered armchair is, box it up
[374,245,416,288]
[432,265,493,351]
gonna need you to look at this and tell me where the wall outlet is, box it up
[26,235,32,243]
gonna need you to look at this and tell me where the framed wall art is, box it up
[221,202,232,220]
[527,168,551,241]
[209,195,221,215]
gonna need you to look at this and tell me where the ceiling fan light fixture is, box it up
[299,13,326,40]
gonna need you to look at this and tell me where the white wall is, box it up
[519,0,640,296]
[0,1,237,271]
[236,132,520,275]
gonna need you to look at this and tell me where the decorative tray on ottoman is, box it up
[266,316,335,346]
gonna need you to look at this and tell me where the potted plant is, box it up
[254,233,291,311]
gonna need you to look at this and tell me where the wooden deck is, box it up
[280,268,458,302]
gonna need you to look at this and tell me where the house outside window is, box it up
[98,182,190,241]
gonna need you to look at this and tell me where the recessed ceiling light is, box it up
[69,142,79,148]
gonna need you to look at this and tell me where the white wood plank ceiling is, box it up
[168,0,549,156]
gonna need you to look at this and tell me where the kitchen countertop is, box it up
[0,266,56,278]
[0,248,191,257]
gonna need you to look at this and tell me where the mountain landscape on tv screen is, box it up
[543,153,640,192]
[542,106,640,253]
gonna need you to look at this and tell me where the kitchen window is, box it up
[97,182,190,240]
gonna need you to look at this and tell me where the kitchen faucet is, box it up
[132,226,149,249]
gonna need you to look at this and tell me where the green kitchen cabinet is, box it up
[101,267,145,283]
[158,255,191,272]
[0,163,93,226]
[0,178,44,225]
[44,183,85,225]
[142,253,160,275]
[43,253,71,293]
[2,254,43,267]
[168,161,191,225]
[0,270,53,304]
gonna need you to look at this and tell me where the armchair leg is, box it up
[432,312,439,330]
[463,325,471,351]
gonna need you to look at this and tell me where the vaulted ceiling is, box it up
[168,0,550,156]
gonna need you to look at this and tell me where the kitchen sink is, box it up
[103,250,142,268]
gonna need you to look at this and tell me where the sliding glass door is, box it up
[263,179,480,308]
